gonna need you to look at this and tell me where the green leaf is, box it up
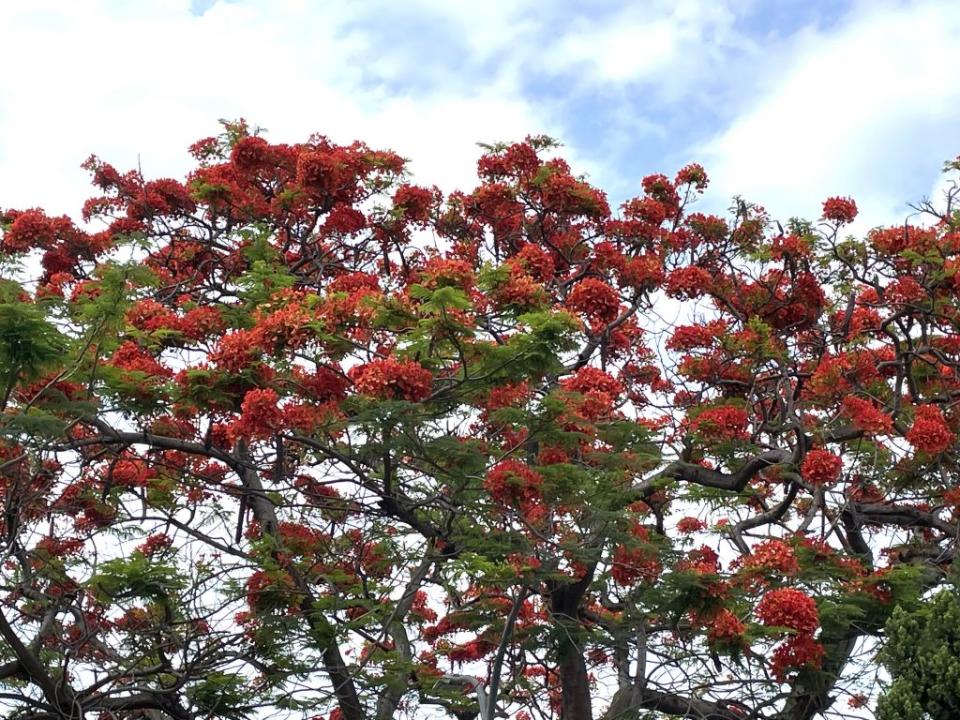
[90,554,186,602]
[0,302,67,384]
[188,672,255,718]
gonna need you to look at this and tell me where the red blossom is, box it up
[349,358,433,402]
[676,516,707,534]
[513,242,556,281]
[611,539,661,587]
[755,588,819,633]
[210,330,264,373]
[689,406,750,442]
[484,460,544,521]
[906,404,954,454]
[136,533,173,556]
[800,449,843,486]
[231,388,283,440]
[566,278,621,324]
[741,539,799,576]
[821,196,858,224]
[665,266,713,299]
[848,694,868,709]
[666,320,728,352]
[841,396,892,436]
[393,184,437,224]
[675,163,709,190]
[707,609,746,647]
[770,634,825,681]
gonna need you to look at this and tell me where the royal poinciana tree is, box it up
[1,121,959,720]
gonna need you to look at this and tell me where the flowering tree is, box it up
[1,121,959,720]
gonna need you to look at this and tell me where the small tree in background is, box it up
[1,121,959,719]
[878,580,960,720]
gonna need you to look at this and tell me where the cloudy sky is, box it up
[1,0,958,230]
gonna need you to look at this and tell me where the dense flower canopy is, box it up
[1,120,959,719]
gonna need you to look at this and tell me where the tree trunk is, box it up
[551,570,596,720]
[558,644,592,720]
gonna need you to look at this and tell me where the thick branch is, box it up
[603,684,745,720]
[234,441,365,720]
[0,609,75,716]
[644,449,793,494]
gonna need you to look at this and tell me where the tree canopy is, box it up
[1,120,959,719]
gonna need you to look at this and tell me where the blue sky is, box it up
[2,0,959,231]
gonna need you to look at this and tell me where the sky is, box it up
[1,0,959,232]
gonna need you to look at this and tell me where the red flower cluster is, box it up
[136,533,173,556]
[210,330,264,374]
[841,396,892,436]
[848,694,868,709]
[35,536,85,557]
[869,224,938,256]
[906,404,954,454]
[276,521,328,556]
[126,299,225,342]
[676,516,707,534]
[611,544,661,586]
[484,381,531,411]
[755,588,819,633]
[561,366,623,398]
[447,638,496,663]
[129,178,197,219]
[675,163,709,190]
[255,297,316,351]
[513,242,556,282]
[689,405,750,442]
[943,485,960,509]
[393,184,437,225]
[885,276,926,305]
[665,266,712,300]
[293,365,350,404]
[484,460,544,521]
[2,209,79,253]
[706,609,746,647]
[666,320,728,352]
[110,458,151,488]
[641,173,681,211]
[349,358,433,402]
[611,525,661,587]
[231,388,283,441]
[490,265,548,311]
[678,545,721,575]
[770,633,825,681]
[560,367,623,419]
[417,256,475,291]
[821,196,858,224]
[566,278,621,324]
[245,570,297,612]
[741,539,799,576]
[800,449,843,486]
[109,341,171,379]
[410,590,438,623]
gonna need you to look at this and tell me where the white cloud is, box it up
[3,0,956,237]
[697,0,960,229]
[0,0,564,219]
[0,0,762,223]
[545,0,745,95]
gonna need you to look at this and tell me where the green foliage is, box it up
[236,231,295,307]
[0,409,70,442]
[470,310,579,384]
[188,672,255,718]
[74,262,153,332]
[90,553,186,603]
[0,301,66,382]
[878,586,960,719]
